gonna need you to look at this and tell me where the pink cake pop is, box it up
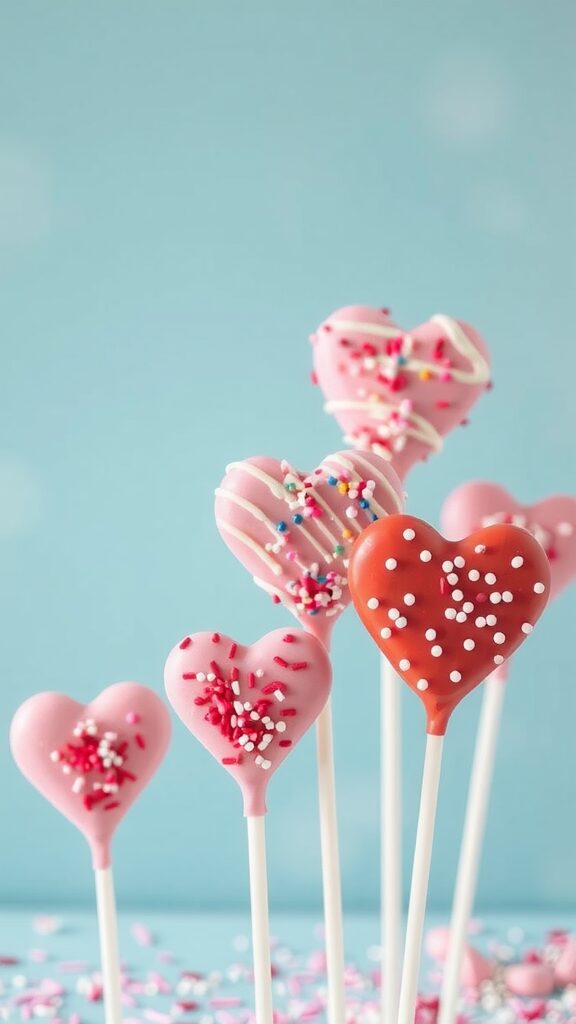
[311,306,491,482]
[165,627,332,814]
[10,682,171,868]
[442,482,576,602]
[215,449,404,648]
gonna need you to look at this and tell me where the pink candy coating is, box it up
[311,306,491,482]
[10,683,171,869]
[164,628,332,816]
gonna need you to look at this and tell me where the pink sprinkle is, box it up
[179,637,192,649]
[125,710,140,725]
[57,961,89,973]
[131,922,154,947]
[210,997,243,1008]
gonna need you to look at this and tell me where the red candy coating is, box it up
[349,514,550,735]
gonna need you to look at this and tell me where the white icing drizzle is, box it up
[328,318,404,339]
[215,520,283,577]
[324,452,403,514]
[324,398,443,453]
[216,485,333,563]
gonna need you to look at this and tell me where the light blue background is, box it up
[0,1,574,912]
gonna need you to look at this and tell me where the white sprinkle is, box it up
[521,622,533,634]
[245,742,255,752]
[72,777,85,793]
[250,711,260,721]
[238,735,248,746]
[447,573,459,585]
[231,680,241,695]
[403,528,416,540]
[463,601,474,614]
[468,569,480,582]
[396,616,408,629]
[274,689,285,703]
[196,672,206,682]
[399,658,411,671]
[450,670,462,683]
[431,645,443,658]
[367,597,380,610]
[494,655,504,665]
[243,701,252,711]
[234,701,244,715]
[484,572,497,585]
[445,607,457,620]
[385,558,398,570]
[475,616,487,628]
[489,592,502,604]
[456,611,467,623]
[425,628,436,641]
[463,638,475,651]
[452,589,464,601]
[420,549,432,562]
[558,521,574,537]
[276,721,287,732]
[207,673,216,682]
[261,759,272,770]
[494,632,506,645]
[442,560,454,572]
[475,544,486,554]
[534,582,545,594]
[502,591,513,603]
[50,751,60,762]
[417,679,429,691]
[486,614,497,626]
[454,555,466,568]
[404,593,416,606]
[380,627,392,639]
[388,608,400,621]
[511,556,524,568]
[256,669,264,677]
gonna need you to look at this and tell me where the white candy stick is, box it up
[381,655,402,1024]
[316,698,346,1024]
[94,867,123,1024]
[439,670,507,1024]
[246,815,274,1024]
[397,733,445,1024]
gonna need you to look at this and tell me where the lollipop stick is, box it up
[439,670,507,1024]
[397,733,444,1024]
[381,655,402,1024]
[94,867,123,1024]
[316,698,346,1024]
[246,815,274,1024]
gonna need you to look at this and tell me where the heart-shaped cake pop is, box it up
[10,683,171,868]
[311,306,491,481]
[215,450,403,646]
[349,515,550,734]
[165,628,332,815]
[442,482,576,602]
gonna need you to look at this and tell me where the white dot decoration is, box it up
[489,592,502,604]
[380,627,392,639]
[442,560,454,572]
[425,628,437,641]
[484,572,497,585]
[468,569,480,581]
[534,582,545,594]
[388,608,400,620]
[521,622,533,634]
[558,522,574,537]
[399,658,411,671]
[475,544,486,554]
[456,611,467,624]
[486,614,497,627]
[502,591,513,603]
[420,549,432,562]
[403,528,416,540]
[450,670,462,683]
[463,602,474,614]
[385,558,397,570]
[475,616,486,628]
[447,573,459,585]
[494,654,504,665]
[463,638,475,651]
[494,632,506,645]
[511,555,524,568]
[445,608,457,620]
[404,593,416,606]
[367,597,379,610]
[454,555,466,568]
[452,589,464,602]
[396,616,408,629]
[431,645,443,658]
[417,679,429,691]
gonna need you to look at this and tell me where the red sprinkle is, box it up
[281,708,297,717]
[291,661,308,671]
[179,637,192,650]
[262,682,287,695]
[228,643,237,659]
[248,672,256,688]
[279,740,292,747]
[104,801,120,811]
[135,734,146,749]
[182,672,196,680]
[283,634,295,643]
[273,656,289,668]
[222,757,238,765]
[211,633,221,644]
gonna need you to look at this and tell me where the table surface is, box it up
[1,910,575,1022]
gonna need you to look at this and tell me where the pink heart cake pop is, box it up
[442,482,576,602]
[165,628,332,815]
[310,306,491,481]
[10,683,171,868]
[214,449,403,647]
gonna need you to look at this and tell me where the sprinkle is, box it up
[442,560,454,572]
[484,572,497,585]
[403,593,415,606]
[388,608,400,620]
[475,544,486,554]
[125,711,139,724]
[279,739,292,747]
[534,581,545,593]
[292,513,303,524]
[445,608,457,620]
[456,611,467,623]
[511,555,524,568]
[463,639,475,651]
[454,555,466,568]
[417,679,429,690]
[291,661,308,671]
[385,558,397,570]
[222,757,237,766]
[396,616,408,629]
[463,601,474,613]
[494,632,506,645]
[490,592,502,604]
[273,656,288,668]
[522,622,533,634]
[475,616,486,628]
[403,528,416,540]
[431,645,443,658]
[494,655,504,665]
[420,550,432,562]
[425,628,436,641]
[450,671,462,683]
[179,637,192,649]
[486,614,497,626]
[367,597,380,610]
[452,589,464,601]
[468,569,480,581]
[399,658,411,671]
[447,573,459,585]
[228,642,237,659]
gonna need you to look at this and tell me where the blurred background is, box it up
[0,0,574,914]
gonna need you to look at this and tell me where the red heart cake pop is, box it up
[165,628,332,815]
[10,683,171,867]
[349,515,550,734]
[311,306,491,481]
[215,450,403,647]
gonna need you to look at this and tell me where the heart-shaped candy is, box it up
[215,450,403,647]
[311,306,491,482]
[164,628,332,815]
[10,683,171,868]
[442,482,576,602]
[349,515,550,734]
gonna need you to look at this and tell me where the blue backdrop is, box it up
[1,0,574,912]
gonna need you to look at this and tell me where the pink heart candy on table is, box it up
[164,628,332,815]
[215,449,403,648]
[554,938,576,987]
[442,482,576,602]
[10,683,171,868]
[505,961,556,998]
[311,306,491,482]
